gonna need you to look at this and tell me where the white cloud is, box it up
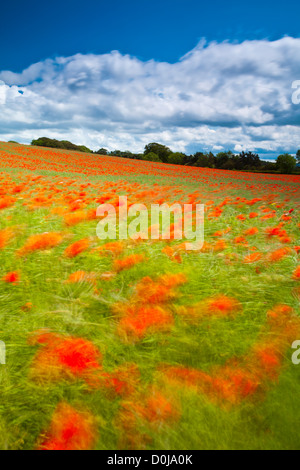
[1,37,300,155]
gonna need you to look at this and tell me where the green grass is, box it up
[0,142,299,449]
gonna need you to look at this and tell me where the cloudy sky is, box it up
[1,0,300,158]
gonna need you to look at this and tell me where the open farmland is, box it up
[0,141,300,450]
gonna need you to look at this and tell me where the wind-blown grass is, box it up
[0,141,299,449]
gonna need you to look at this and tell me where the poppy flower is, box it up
[37,402,97,450]
[2,271,19,283]
[64,238,90,258]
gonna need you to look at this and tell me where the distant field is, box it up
[0,141,299,450]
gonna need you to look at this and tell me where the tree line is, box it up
[31,137,92,154]
[31,138,300,174]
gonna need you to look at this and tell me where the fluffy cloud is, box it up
[1,37,300,156]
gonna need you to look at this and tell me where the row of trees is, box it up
[99,143,300,174]
[31,138,300,174]
[31,137,92,153]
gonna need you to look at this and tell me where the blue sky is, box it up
[1,0,300,71]
[1,0,300,157]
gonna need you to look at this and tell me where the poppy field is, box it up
[0,140,300,450]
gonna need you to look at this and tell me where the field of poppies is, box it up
[0,140,300,450]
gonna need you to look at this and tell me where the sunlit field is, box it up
[0,141,300,450]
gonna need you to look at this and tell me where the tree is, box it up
[215,151,234,169]
[194,152,214,168]
[141,152,161,162]
[206,152,216,168]
[237,151,261,170]
[296,149,300,163]
[168,152,185,165]
[144,143,172,163]
[222,159,235,170]
[260,161,276,172]
[31,137,92,153]
[95,148,108,155]
[110,150,122,156]
[78,145,92,153]
[276,154,296,174]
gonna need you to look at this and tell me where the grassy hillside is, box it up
[0,141,299,450]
